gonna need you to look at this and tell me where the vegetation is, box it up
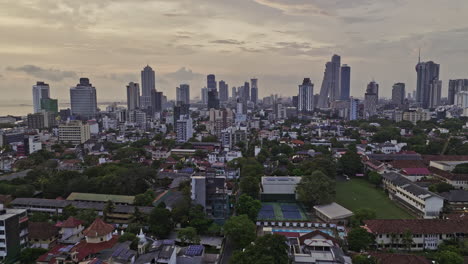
[178,227,201,244]
[235,194,261,221]
[230,234,289,264]
[297,170,335,207]
[224,215,256,249]
[347,227,374,252]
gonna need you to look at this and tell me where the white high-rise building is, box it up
[70,78,97,119]
[32,82,50,113]
[298,78,314,113]
[349,97,359,120]
[176,84,190,105]
[176,116,193,142]
[140,65,155,110]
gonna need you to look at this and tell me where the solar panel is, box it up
[186,245,204,256]
[163,239,175,245]
[112,247,125,257]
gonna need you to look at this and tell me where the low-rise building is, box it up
[313,203,354,225]
[28,222,60,249]
[364,219,468,250]
[59,121,91,144]
[382,172,444,218]
[261,176,301,202]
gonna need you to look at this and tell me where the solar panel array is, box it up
[258,204,275,219]
[185,245,204,256]
[281,204,301,219]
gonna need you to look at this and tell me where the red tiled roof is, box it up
[29,222,59,240]
[388,160,427,169]
[83,218,114,238]
[402,168,431,175]
[73,236,119,261]
[364,219,468,234]
[58,217,83,228]
[369,252,431,264]
[429,167,468,181]
[423,155,468,163]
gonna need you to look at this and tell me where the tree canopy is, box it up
[296,170,335,207]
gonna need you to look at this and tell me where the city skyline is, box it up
[2,0,468,102]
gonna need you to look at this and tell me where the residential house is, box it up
[57,217,84,244]
[29,222,60,249]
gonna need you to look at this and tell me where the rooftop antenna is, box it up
[418,48,421,63]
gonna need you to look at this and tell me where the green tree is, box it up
[452,163,468,174]
[118,232,137,242]
[230,234,289,264]
[134,189,156,206]
[76,209,98,226]
[367,171,382,187]
[429,182,454,193]
[224,215,256,249]
[62,205,78,220]
[19,248,48,264]
[240,176,260,198]
[29,212,50,222]
[435,250,464,264]
[296,170,335,207]
[149,207,173,238]
[236,194,261,221]
[402,230,414,251]
[347,227,374,252]
[339,146,363,177]
[350,208,377,227]
[178,227,201,244]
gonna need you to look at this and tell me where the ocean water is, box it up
[0,100,125,117]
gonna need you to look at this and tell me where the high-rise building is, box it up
[364,81,379,119]
[141,65,156,110]
[173,104,190,124]
[219,80,229,102]
[298,78,314,113]
[209,108,234,138]
[176,116,193,142]
[428,79,442,109]
[207,75,219,109]
[317,54,341,108]
[70,78,97,119]
[231,87,237,99]
[349,97,359,120]
[176,84,190,105]
[201,88,208,104]
[0,205,28,261]
[416,59,440,109]
[392,83,406,106]
[340,65,350,100]
[59,121,91,144]
[32,81,50,113]
[243,82,250,102]
[448,79,468,105]
[152,90,164,113]
[207,74,217,91]
[251,78,258,104]
[126,82,140,111]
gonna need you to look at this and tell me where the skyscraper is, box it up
[176,84,190,105]
[231,87,237,99]
[70,78,97,119]
[126,82,140,111]
[298,78,314,113]
[428,79,442,109]
[151,90,163,113]
[364,81,379,119]
[207,74,219,109]
[250,78,258,104]
[448,79,468,105]
[243,82,250,102]
[317,54,341,108]
[392,83,405,106]
[416,59,440,109]
[141,65,156,110]
[32,82,50,113]
[340,65,350,100]
[219,80,229,102]
[201,87,208,104]
[349,97,359,120]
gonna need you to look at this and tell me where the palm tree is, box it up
[402,230,414,251]
[103,200,115,222]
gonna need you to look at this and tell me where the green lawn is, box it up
[335,179,413,219]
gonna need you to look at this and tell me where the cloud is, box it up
[253,0,332,16]
[164,67,204,82]
[6,65,77,81]
[211,39,246,45]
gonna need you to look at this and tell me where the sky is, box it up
[1,0,468,102]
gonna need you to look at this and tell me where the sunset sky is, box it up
[1,0,468,102]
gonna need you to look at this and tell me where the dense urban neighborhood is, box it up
[2,62,468,264]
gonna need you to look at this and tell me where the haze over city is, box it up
[2,0,468,101]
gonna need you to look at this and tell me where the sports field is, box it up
[258,202,308,221]
[335,179,413,219]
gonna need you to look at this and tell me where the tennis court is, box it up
[257,202,308,221]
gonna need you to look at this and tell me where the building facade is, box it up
[392,83,406,106]
[32,82,50,114]
[70,78,97,119]
[140,65,155,110]
[126,82,140,111]
[298,78,314,113]
[58,121,91,144]
[416,60,440,109]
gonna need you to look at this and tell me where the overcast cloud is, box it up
[1,0,468,102]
